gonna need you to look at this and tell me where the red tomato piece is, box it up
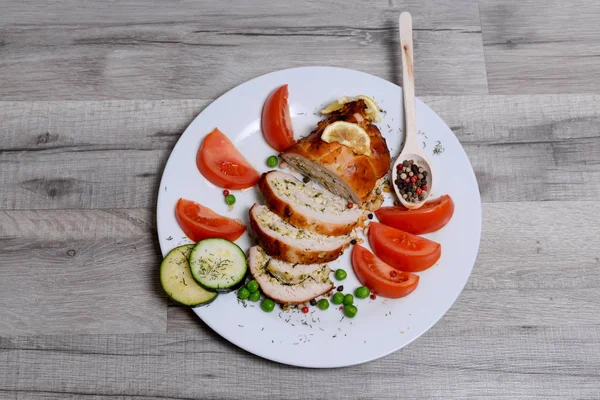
[175,198,246,242]
[196,128,260,190]
[261,84,295,152]
[367,222,441,272]
[352,245,419,299]
[375,195,455,234]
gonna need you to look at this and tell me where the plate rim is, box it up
[156,66,482,368]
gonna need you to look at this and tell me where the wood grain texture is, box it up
[1,201,597,398]
[1,1,600,398]
[0,0,488,100]
[423,95,600,203]
[0,208,166,335]
[0,326,598,399]
[2,95,600,210]
[0,100,204,210]
[480,0,600,94]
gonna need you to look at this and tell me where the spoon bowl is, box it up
[392,12,434,210]
[391,152,432,209]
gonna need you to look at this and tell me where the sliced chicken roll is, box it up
[249,204,354,264]
[258,171,364,236]
[248,246,334,305]
[266,258,325,285]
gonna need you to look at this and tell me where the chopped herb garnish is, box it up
[182,278,187,286]
[166,236,173,241]
[433,140,445,155]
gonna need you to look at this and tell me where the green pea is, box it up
[248,291,261,302]
[335,269,347,281]
[266,155,279,168]
[344,304,358,318]
[238,287,250,300]
[225,194,236,205]
[261,298,276,312]
[246,280,259,293]
[355,286,370,299]
[317,298,329,310]
[343,294,354,306]
[332,292,344,305]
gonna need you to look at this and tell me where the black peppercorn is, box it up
[350,239,357,245]
[309,299,317,306]
[337,285,344,292]
[368,213,373,220]
[396,159,429,204]
[303,176,310,183]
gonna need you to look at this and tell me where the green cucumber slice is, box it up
[160,244,218,307]
[189,238,247,292]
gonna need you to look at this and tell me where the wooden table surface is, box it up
[1,1,599,398]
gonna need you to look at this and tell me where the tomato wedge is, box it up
[261,84,295,152]
[196,128,260,190]
[175,198,246,242]
[352,245,419,299]
[368,222,441,272]
[375,195,455,234]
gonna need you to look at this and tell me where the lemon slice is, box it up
[321,121,372,156]
[321,95,381,122]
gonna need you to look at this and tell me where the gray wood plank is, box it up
[0,100,203,210]
[425,94,600,203]
[0,0,488,100]
[0,0,481,27]
[480,0,600,94]
[0,208,166,335]
[2,95,600,210]
[0,326,598,399]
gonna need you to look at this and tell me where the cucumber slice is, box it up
[189,238,248,292]
[160,244,218,307]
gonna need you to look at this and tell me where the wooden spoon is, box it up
[391,12,433,210]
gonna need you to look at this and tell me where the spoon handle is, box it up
[399,12,418,152]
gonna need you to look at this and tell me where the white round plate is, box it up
[157,66,481,368]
